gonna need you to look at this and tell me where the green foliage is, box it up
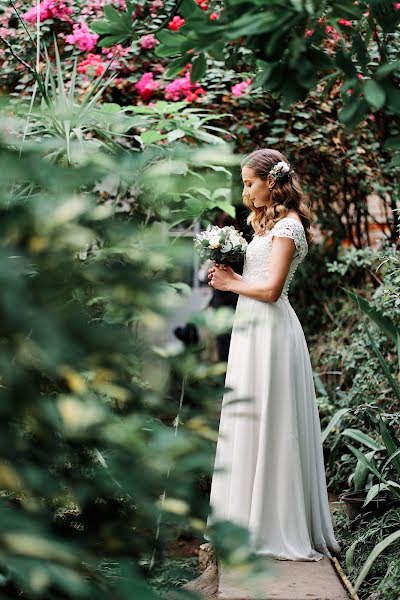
[0,106,255,598]
[91,2,137,47]
[0,15,291,576]
[333,505,400,600]
[150,0,400,129]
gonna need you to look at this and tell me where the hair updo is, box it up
[241,148,314,244]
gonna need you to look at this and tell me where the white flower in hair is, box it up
[269,161,291,180]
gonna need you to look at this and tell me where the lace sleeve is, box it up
[271,218,308,259]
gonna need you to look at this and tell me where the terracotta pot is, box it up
[340,489,400,521]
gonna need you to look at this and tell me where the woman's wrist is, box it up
[228,272,243,292]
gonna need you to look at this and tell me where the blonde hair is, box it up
[241,148,314,245]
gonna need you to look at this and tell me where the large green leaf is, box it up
[190,53,207,85]
[354,450,376,491]
[341,428,384,451]
[321,408,351,443]
[342,287,399,344]
[363,482,389,506]
[346,443,384,481]
[338,98,369,128]
[363,79,386,110]
[379,419,400,478]
[165,54,193,79]
[364,324,400,400]
[335,47,357,77]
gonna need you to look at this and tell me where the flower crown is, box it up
[269,161,293,181]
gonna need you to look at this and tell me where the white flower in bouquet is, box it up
[194,224,248,265]
[209,235,222,249]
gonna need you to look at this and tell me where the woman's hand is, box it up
[208,262,239,292]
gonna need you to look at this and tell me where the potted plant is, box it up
[340,411,400,521]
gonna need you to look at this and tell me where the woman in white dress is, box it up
[204,148,340,561]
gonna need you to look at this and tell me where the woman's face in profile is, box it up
[241,165,273,208]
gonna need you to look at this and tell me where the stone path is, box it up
[219,497,350,600]
[182,497,352,600]
[219,556,349,600]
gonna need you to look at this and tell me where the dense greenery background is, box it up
[0,0,399,598]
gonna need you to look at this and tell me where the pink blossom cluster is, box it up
[134,72,163,101]
[338,18,352,26]
[194,0,220,19]
[394,2,400,8]
[78,0,125,20]
[164,72,205,102]
[195,0,209,9]
[168,15,185,31]
[325,25,339,40]
[305,24,340,40]
[78,52,106,76]
[22,0,74,23]
[139,34,159,50]
[66,21,98,51]
[101,44,130,58]
[231,78,251,97]
[80,0,105,19]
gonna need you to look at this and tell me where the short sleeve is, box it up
[271,218,308,259]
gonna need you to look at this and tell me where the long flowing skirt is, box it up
[204,294,340,561]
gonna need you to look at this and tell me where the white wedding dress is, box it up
[204,217,340,561]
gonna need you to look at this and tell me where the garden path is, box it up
[181,497,352,600]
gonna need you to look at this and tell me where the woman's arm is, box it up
[209,236,296,303]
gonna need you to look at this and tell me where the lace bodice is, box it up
[242,217,308,301]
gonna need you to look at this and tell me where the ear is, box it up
[267,175,275,190]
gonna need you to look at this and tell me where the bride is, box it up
[204,148,340,561]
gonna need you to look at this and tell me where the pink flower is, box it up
[139,34,159,50]
[164,72,205,102]
[231,78,252,97]
[195,0,209,9]
[338,18,353,26]
[305,28,314,37]
[357,73,364,80]
[101,44,129,57]
[369,114,376,121]
[77,53,106,76]
[209,12,219,20]
[134,72,162,101]
[66,21,98,51]
[395,3,400,8]
[22,0,74,23]
[325,25,339,40]
[151,0,163,10]
[168,15,185,31]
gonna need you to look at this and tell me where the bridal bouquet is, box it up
[194,224,248,265]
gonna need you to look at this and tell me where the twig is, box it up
[323,302,341,327]
[149,0,185,35]
[0,33,36,74]
[9,0,46,63]
[331,556,361,600]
